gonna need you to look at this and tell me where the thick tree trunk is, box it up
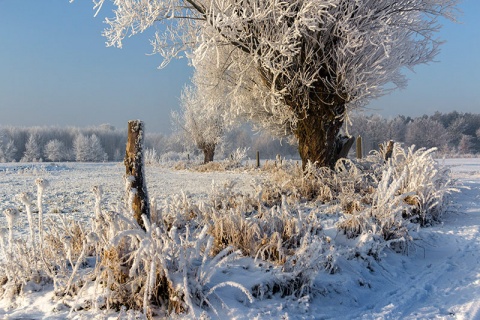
[202,143,216,164]
[295,106,346,169]
[125,120,150,230]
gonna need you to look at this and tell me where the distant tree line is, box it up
[1,111,478,163]
[348,111,480,155]
[0,124,128,163]
[0,123,298,163]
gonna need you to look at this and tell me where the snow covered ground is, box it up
[0,158,479,319]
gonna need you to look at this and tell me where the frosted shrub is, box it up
[259,158,369,208]
[0,180,65,302]
[188,149,248,172]
[209,190,323,265]
[252,233,335,300]
[226,147,248,168]
[337,143,457,256]
[17,192,35,247]
[276,235,334,297]
[194,161,227,172]
[177,227,253,317]
[88,209,254,316]
[383,144,457,225]
[258,143,455,258]
[95,214,182,314]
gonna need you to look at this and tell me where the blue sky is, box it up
[0,1,478,133]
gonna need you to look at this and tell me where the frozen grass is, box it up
[0,143,457,318]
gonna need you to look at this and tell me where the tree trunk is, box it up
[202,143,216,164]
[295,106,345,169]
[125,120,150,230]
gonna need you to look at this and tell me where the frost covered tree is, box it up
[74,134,90,162]
[74,134,107,162]
[87,0,457,167]
[89,134,108,162]
[385,116,408,144]
[447,117,467,146]
[405,118,449,151]
[0,140,17,163]
[44,139,66,162]
[172,84,227,163]
[21,134,42,162]
[458,134,474,154]
[0,130,16,162]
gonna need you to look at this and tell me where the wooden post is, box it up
[356,136,363,159]
[125,120,150,230]
[256,150,260,168]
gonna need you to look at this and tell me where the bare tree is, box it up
[83,0,458,167]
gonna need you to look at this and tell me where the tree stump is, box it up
[125,120,150,230]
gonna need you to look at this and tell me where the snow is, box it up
[1,159,480,319]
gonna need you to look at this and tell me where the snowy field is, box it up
[0,162,261,227]
[0,158,479,319]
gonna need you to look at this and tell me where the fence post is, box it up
[256,150,260,168]
[356,136,363,159]
[125,120,150,230]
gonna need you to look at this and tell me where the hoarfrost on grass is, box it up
[0,144,474,319]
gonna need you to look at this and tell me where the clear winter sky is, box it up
[0,1,479,134]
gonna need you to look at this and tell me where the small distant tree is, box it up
[0,139,17,162]
[386,116,408,144]
[74,134,90,162]
[44,139,66,162]
[458,135,474,154]
[447,117,467,146]
[89,134,108,162]
[74,134,107,162]
[172,84,227,163]
[21,134,42,162]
